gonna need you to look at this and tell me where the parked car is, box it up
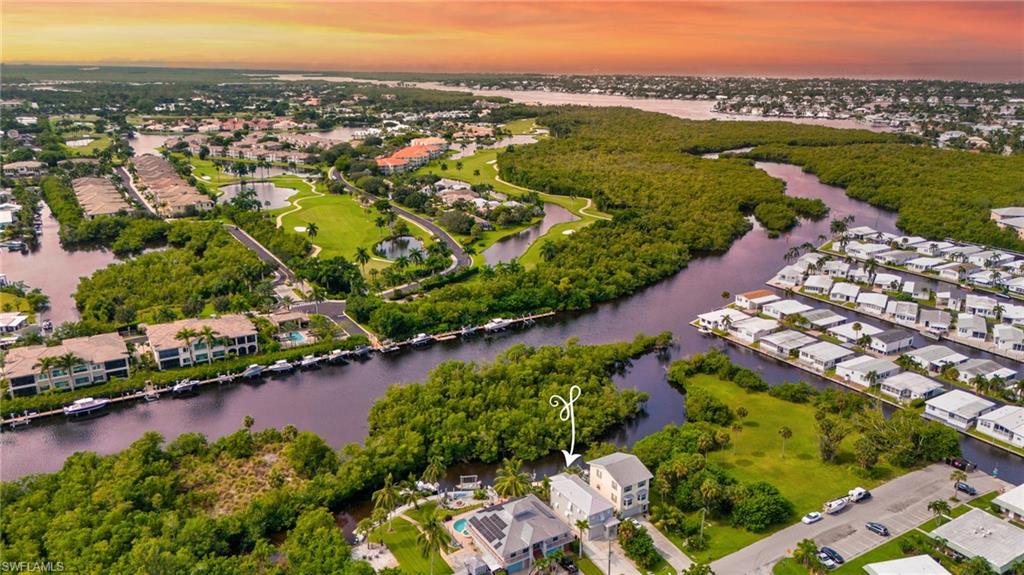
[865,522,890,536]
[559,557,579,574]
[802,512,823,524]
[820,547,845,565]
[817,552,838,570]
[946,457,976,471]
[955,481,978,496]
[848,487,872,502]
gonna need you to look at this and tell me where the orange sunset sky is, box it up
[3,1,1022,81]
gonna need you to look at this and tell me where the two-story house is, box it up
[2,333,130,397]
[549,473,617,541]
[143,314,259,370]
[587,453,653,518]
[465,494,574,573]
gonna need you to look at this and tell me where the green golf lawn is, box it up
[372,516,453,575]
[669,374,905,563]
[503,118,537,135]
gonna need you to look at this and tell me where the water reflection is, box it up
[374,236,424,260]
[482,203,579,265]
[218,182,297,210]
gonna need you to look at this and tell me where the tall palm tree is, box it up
[56,352,84,391]
[794,538,823,573]
[309,286,328,314]
[950,469,968,498]
[175,327,200,366]
[306,222,319,238]
[198,325,221,364]
[279,295,295,310]
[928,499,951,524]
[355,247,371,273]
[416,515,451,575]
[32,356,59,392]
[778,426,793,458]
[494,457,531,499]
[372,473,400,532]
[421,455,446,485]
[409,248,425,266]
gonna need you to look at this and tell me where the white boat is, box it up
[823,497,849,515]
[351,345,373,358]
[460,325,479,338]
[267,359,294,373]
[241,364,263,378]
[380,342,400,353]
[416,480,440,493]
[410,333,434,347]
[484,318,513,333]
[327,349,349,363]
[299,354,321,369]
[64,397,110,417]
[144,392,159,402]
[172,379,197,395]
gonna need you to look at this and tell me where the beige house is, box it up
[143,315,258,370]
[587,452,653,517]
[2,333,130,397]
[72,177,130,218]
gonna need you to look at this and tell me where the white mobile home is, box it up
[879,372,945,402]
[924,390,995,430]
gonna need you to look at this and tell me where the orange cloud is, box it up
[2,1,1021,80]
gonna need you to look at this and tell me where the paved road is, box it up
[330,168,472,274]
[115,166,158,216]
[292,300,369,339]
[710,464,1012,575]
[584,539,641,575]
[639,518,694,572]
[225,224,298,284]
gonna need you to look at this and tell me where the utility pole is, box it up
[607,541,611,575]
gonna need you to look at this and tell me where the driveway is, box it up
[638,518,693,572]
[583,539,641,575]
[710,464,1012,575]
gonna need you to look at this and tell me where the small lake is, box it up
[126,133,169,156]
[375,235,424,260]
[313,126,362,142]
[482,203,579,265]
[449,134,540,160]
[218,182,297,210]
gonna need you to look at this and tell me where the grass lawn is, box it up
[503,118,537,135]
[676,374,905,563]
[372,516,453,575]
[62,134,111,156]
[181,156,240,186]
[577,556,603,575]
[0,293,35,321]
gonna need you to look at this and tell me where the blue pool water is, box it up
[286,331,306,343]
[453,518,469,534]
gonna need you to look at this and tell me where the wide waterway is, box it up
[3,161,1020,484]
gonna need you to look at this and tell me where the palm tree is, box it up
[409,248,425,266]
[198,325,221,364]
[416,515,451,575]
[494,457,531,499]
[32,356,60,392]
[950,469,968,498]
[794,538,823,572]
[175,327,200,366]
[574,518,590,559]
[778,426,793,458]
[306,222,319,238]
[355,247,371,273]
[55,352,84,390]
[309,285,328,314]
[539,241,559,262]
[356,518,375,548]
[928,499,951,524]
[421,455,446,485]
[865,370,880,390]
[279,295,295,310]
[372,473,400,532]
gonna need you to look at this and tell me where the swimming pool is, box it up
[286,331,307,343]
[453,518,469,535]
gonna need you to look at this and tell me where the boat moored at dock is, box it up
[267,359,294,374]
[63,397,110,418]
[299,354,322,369]
[484,317,512,333]
[172,379,198,395]
[409,333,434,347]
[241,364,264,378]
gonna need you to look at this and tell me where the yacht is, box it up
[409,333,434,347]
[379,342,400,354]
[172,379,197,395]
[64,397,110,417]
[460,325,479,338]
[415,480,440,493]
[484,317,513,333]
[299,354,322,369]
[351,345,373,359]
[240,364,264,378]
[143,391,160,402]
[267,359,294,374]
[823,497,849,515]
[326,349,349,364]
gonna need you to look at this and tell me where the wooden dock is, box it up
[373,311,557,351]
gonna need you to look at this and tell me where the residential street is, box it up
[583,539,642,575]
[710,464,1012,575]
[639,518,694,572]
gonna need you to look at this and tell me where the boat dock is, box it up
[372,311,556,351]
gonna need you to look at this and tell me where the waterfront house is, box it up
[845,226,879,239]
[802,308,847,330]
[916,241,955,257]
[846,242,889,261]
[144,315,259,370]
[821,260,850,279]
[864,556,951,575]
[872,273,903,290]
[466,494,574,574]
[696,308,750,331]
[856,292,889,315]
[869,328,915,354]
[587,453,653,518]
[1007,277,1024,296]
[993,325,1024,352]
[762,299,813,320]
[0,312,29,333]
[892,236,929,249]
[957,359,1019,385]
[2,160,46,177]
[935,262,976,282]
[830,282,861,304]
[72,177,130,218]
[132,154,213,217]
[733,289,780,312]
[803,274,833,295]
[876,250,917,266]
[956,314,988,340]
[793,253,826,273]
[943,245,984,260]
[994,484,1024,523]
[929,509,1024,573]
[976,406,1024,449]
[919,310,952,335]
[758,330,816,358]
[2,333,130,397]
[798,341,855,372]
[835,355,901,387]
[828,321,883,343]
[849,266,872,283]
[728,317,779,343]
[885,301,919,324]
[549,473,617,541]
[924,390,995,430]
[773,265,804,286]
[906,345,968,372]
[965,294,998,318]
[969,250,1015,269]
[906,256,946,272]
[879,372,944,403]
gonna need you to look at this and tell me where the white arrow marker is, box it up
[550,385,582,468]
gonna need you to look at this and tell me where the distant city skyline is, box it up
[3,1,1022,82]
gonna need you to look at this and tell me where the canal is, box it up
[3,160,1020,484]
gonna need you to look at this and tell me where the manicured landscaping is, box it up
[63,134,111,156]
[0,292,35,320]
[577,556,604,575]
[503,117,537,135]
[372,516,453,575]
